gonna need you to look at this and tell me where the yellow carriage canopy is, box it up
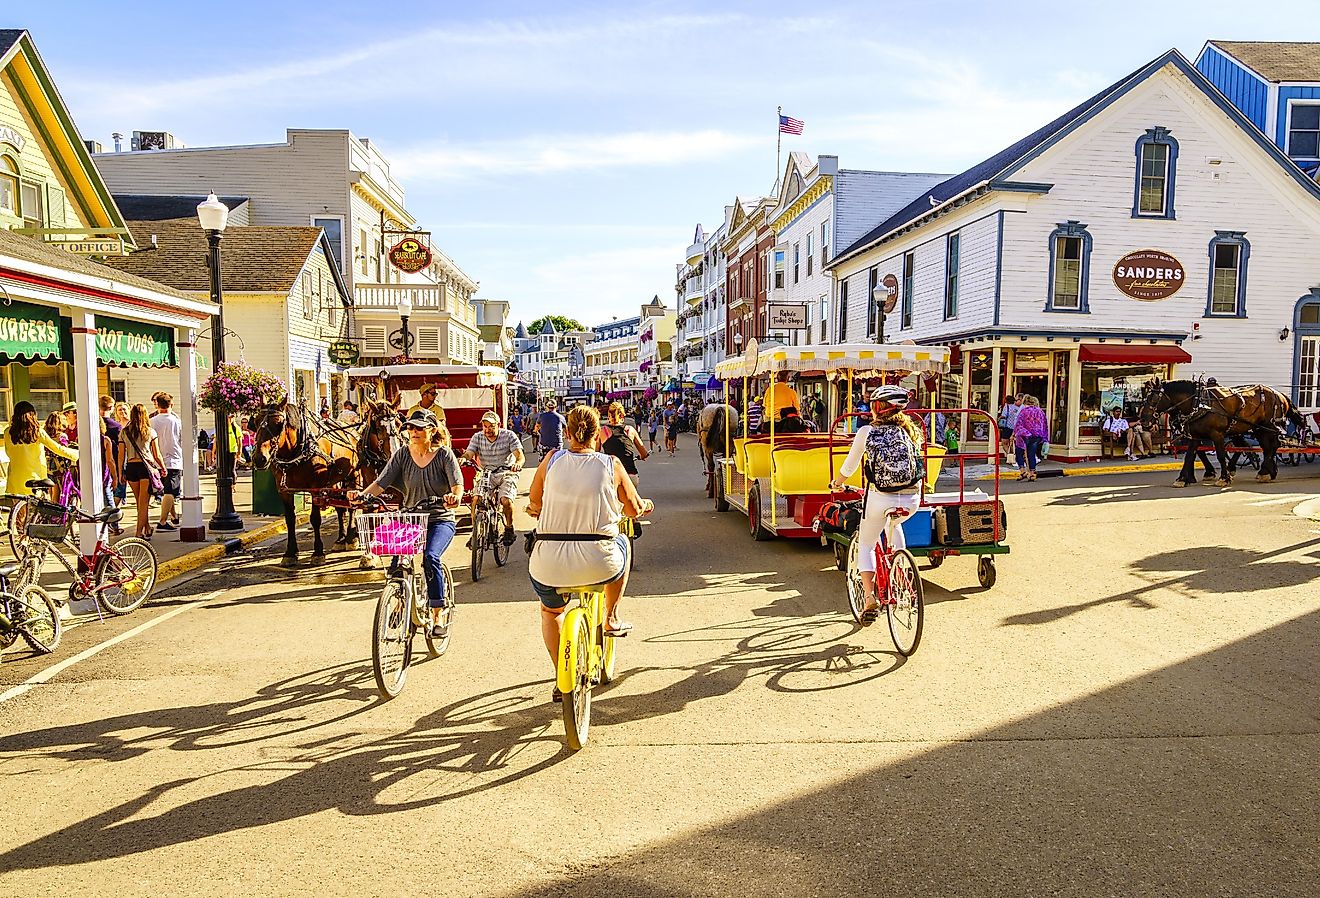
[713,342,950,381]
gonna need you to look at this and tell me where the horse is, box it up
[250,401,359,567]
[1140,379,1304,487]
[696,403,740,498]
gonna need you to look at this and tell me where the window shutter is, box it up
[363,325,387,355]
[417,327,441,355]
[45,185,66,227]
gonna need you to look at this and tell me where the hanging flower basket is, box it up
[199,362,287,416]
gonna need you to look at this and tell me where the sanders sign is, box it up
[1112,249,1185,301]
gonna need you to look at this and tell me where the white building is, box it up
[584,316,641,395]
[637,296,675,387]
[828,48,1320,459]
[513,319,591,399]
[675,222,728,387]
[472,298,514,365]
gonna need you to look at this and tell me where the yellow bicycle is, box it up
[555,581,619,750]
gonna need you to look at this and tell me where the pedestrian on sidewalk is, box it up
[3,401,77,495]
[150,392,183,532]
[998,395,1022,466]
[1013,395,1049,481]
[119,403,167,539]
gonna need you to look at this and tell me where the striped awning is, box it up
[714,342,950,380]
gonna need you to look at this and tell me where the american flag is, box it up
[779,114,804,135]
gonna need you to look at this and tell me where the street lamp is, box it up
[392,294,415,360]
[871,285,888,344]
[197,193,243,532]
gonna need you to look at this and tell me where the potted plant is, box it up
[199,362,288,416]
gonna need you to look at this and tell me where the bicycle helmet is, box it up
[868,385,910,408]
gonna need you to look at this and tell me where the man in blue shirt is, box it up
[535,400,566,456]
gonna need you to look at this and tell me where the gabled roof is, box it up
[113,194,248,222]
[0,227,190,301]
[514,321,529,339]
[539,318,558,335]
[104,218,349,300]
[1205,41,1320,83]
[832,48,1320,268]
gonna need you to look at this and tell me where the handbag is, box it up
[127,432,165,495]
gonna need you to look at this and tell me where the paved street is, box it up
[1,434,1318,896]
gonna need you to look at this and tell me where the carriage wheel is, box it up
[747,483,773,541]
[713,467,730,513]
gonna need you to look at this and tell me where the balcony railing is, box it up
[355,283,446,312]
[684,276,703,303]
[685,240,704,266]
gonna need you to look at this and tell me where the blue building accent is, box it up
[1204,231,1251,318]
[1132,127,1179,220]
[1196,45,1268,133]
[1276,86,1320,156]
[1044,221,1092,314]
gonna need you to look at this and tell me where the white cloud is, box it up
[489,245,682,324]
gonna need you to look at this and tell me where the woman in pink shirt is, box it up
[1012,395,1049,482]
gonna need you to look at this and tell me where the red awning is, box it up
[1079,343,1191,365]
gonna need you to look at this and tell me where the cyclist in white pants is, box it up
[828,385,925,623]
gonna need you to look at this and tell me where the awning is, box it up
[91,316,175,367]
[0,300,62,360]
[1079,344,1191,365]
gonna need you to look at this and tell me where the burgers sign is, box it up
[1112,249,1185,301]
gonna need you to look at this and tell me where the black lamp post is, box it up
[392,295,415,360]
[871,286,888,344]
[197,193,243,532]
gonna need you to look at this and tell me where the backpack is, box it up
[862,424,921,493]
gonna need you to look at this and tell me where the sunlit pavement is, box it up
[1,435,1317,896]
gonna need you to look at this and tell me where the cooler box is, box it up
[900,509,933,548]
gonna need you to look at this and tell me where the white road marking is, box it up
[1246,494,1312,506]
[0,590,222,706]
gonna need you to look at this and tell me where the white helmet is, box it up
[869,385,910,408]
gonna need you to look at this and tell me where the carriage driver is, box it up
[463,411,525,546]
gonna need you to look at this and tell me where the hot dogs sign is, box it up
[1112,249,1185,301]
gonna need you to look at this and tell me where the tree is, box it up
[528,314,586,335]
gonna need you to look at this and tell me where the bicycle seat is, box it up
[25,478,54,490]
[885,507,914,519]
[0,562,17,579]
[555,584,610,596]
[92,506,124,524]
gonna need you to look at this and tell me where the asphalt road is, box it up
[1,435,1318,897]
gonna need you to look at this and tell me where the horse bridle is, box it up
[253,404,326,470]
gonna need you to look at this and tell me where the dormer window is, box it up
[1287,104,1320,159]
[1132,127,1179,220]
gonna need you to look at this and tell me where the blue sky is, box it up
[15,2,1315,327]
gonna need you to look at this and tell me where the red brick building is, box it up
[721,196,776,356]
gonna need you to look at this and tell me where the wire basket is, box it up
[358,512,427,557]
[25,500,73,542]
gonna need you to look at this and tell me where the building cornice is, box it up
[771,176,832,233]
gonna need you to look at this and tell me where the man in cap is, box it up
[408,383,440,417]
[463,410,525,546]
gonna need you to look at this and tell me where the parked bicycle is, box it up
[555,580,620,750]
[0,562,60,656]
[5,478,158,615]
[7,468,79,560]
[844,506,925,656]
[468,464,513,582]
[358,497,456,699]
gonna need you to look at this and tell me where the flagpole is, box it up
[776,105,782,187]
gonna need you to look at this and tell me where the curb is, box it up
[977,461,1182,481]
[155,514,310,584]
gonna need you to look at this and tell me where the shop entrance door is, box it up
[1012,374,1048,407]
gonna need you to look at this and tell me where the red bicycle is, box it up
[844,506,925,656]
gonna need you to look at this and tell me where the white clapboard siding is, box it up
[834,170,949,256]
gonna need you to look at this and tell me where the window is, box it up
[108,377,127,404]
[0,157,17,216]
[819,295,827,342]
[821,221,829,265]
[417,327,441,355]
[806,233,814,276]
[837,280,848,341]
[27,361,67,420]
[1206,231,1250,317]
[1132,127,1178,219]
[20,182,43,229]
[901,252,914,329]
[1046,221,1092,312]
[945,232,960,319]
[0,366,10,424]
[301,272,313,319]
[793,243,800,284]
[867,267,879,337]
[358,229,368,275]
[1298,299,1320,409]
[313,217,345,271]
[1288,104,1320,159]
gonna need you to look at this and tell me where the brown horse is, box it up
[697,403,739,498]
[1141,379,1304,487]
[250,401,359,566]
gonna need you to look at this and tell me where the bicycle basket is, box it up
[358,512,427,557]
[25,501,73,541]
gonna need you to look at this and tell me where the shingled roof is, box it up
[0,30,24,59]
[104,218,332,294]
[0,227,191,300]
[1206,41,1320,83]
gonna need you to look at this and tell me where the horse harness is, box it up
[1187,383,1288,435]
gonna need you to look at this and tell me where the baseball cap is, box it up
[418,382,437,394]
[402,409,440,430]
[480,411,500,425]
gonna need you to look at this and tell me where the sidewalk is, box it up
[949,454,1187,483]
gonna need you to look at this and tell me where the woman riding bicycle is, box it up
[352,409,464,639]
[597,401,648,484]
[828,385,925,625]
[527,404,653,701]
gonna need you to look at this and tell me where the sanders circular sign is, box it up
[1112,249,1185,301]
[388,237,433,274]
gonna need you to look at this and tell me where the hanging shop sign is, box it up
[94,316,174,367]
[881,274,900,314]
[767,303,807,329]
[52,237,125,256]
[0,300,61,359]
[387,236,433,274]
[328,340,361,367]
[1112,249,1185,301]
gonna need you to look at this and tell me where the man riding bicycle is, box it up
[535,399,566,456]
[463,410,525,546]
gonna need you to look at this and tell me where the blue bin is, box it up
[900,510,933,548]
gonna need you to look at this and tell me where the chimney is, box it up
[112,132,123,152]
[84,139,104,154]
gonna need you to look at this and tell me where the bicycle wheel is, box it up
[469,506,486,582]
[372,579,411,699]
[18,585,61,654]
[886,549,925,657]
[424,564,455,658]
[7,501,30,560]
[844,535,865,624]
[492,510,510,567]
[561,614,593,750]
[94,537,158,615]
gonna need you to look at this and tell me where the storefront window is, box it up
[1050,352,1069,445]
[27,361,68,421]
[968,350,993,441]
[1081,364,1163,425]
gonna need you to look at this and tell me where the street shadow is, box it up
[1001,537,1320,628]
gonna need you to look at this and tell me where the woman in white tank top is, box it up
[527,405,654,700]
